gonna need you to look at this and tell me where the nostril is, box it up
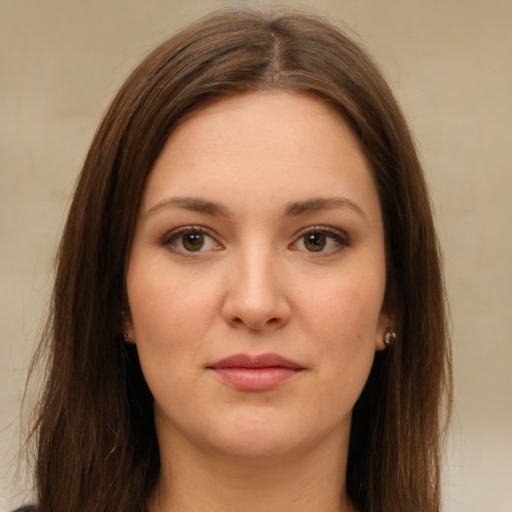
[221,285,291,330]
[231,315,282,330]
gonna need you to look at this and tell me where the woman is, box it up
[21,8,451,512]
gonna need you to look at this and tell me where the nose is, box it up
[221,247,291,331]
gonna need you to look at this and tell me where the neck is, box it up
[147,429,355,512]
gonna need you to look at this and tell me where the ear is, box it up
[122,311,136,344]
[375,307,396,352]
[375,275,398,351]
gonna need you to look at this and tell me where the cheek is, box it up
[300,272,385,341]
[127,278,210,408]
[126,265,232,410]
[127,260,221,341]
[298,272,384,393]
[125,265,229,440]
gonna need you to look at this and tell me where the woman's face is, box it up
[126,92,390,461]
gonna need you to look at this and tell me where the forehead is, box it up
[176,91,358,154]
[140,91,380,223]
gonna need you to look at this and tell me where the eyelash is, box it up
[161,226,222,256]
[161,225,350,256]
[290,226,350,255]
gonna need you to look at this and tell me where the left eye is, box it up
[293,229,348,253]
[163,228,220,253]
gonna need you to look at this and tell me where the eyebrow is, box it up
[145,195,367,222]
[145,196,230,218]
[285,197,367,222]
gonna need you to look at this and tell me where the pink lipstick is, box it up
[207,353,305,391]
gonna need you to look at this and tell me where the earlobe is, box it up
[383,329,396,347]
[122,311,136,344]
[375,310,396,351]
[376,277,398,351]
[376,327,396,351]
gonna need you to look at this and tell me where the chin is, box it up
[210,430,304,460]
[181,407,311,460]
[200,409,346,462]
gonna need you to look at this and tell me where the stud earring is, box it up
[384,330,396,346]
[121,311,134,343]
[122,328,135,343]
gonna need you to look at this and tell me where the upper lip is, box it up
[207,353,305,370]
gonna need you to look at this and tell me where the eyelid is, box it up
[161,225,223,255]
[290,225,350,253]
[159,224,349,256]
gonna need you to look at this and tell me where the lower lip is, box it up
[212,367,302,391]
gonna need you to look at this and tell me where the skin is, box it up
[126,91,392,512]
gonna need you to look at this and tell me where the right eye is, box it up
[162,227,221,254]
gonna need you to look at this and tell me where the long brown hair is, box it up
[28,9,451,512]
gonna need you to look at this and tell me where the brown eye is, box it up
[182,232,205,251]
[163,227,221,255]
[303,232,327,252]
[292,228,349,255]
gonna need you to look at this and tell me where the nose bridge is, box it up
[222,240,289,330]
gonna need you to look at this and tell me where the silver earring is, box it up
[122,329,135,343]
[384,330,396,346]
[121,311,133,342]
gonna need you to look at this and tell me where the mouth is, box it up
[206,353,306,391]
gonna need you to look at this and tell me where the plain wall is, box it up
[1,0,511,510]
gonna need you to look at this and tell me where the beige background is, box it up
[1,0,511,510]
